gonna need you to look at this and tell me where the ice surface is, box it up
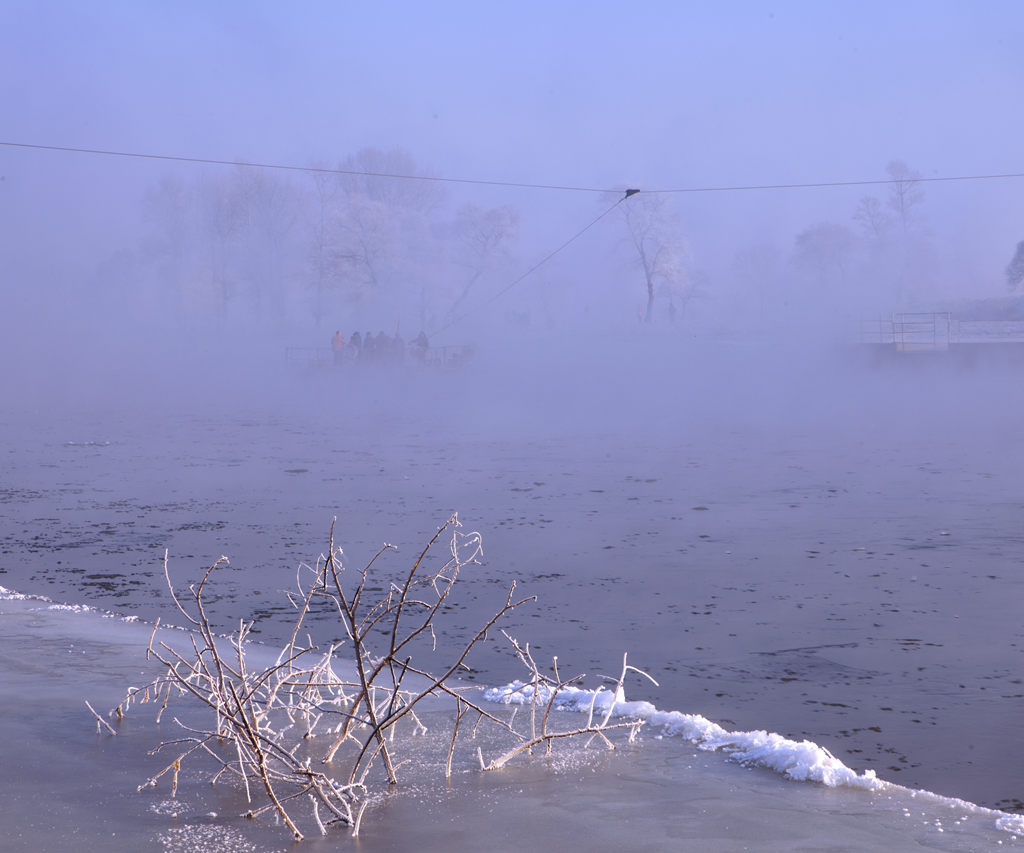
[1,592,1021,851]
[484,681,869,787]
[3,346,1024,845]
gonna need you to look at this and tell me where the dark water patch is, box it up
[176,521,228,532]
[0,488,45,503]
[3,408,1024,811]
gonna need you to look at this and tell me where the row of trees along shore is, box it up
[135,152,1020,335]
[138,147,699,332]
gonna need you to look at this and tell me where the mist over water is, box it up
[4,305,1024,805]
[3,4,1024,845]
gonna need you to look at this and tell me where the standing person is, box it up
[362,331,376,362]
[331,330,345,365]
[349,330,362,361]
[412,330,429,362]
[376,331,392,364]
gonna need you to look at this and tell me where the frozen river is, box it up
[1,335,1022,847]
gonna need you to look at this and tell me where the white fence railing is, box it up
[862,313,951,351]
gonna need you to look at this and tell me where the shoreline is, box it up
[1,589,1021,851]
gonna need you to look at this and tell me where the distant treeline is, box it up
[136,147,521,332]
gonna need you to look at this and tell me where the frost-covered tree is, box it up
[329,148,445,306]
[885,159,925,234]
[307,166,343,326]
[853,195,891,240]
[793,222,856,284]
[618,192,690,323]
[140,166,303,326]
[195,171,246,320]
[447,203,520,317]
[134,147,533,330]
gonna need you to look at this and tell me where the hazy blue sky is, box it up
[5,2,1022,184]
[2,1,1023,322]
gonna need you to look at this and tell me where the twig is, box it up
[85,700,117,735]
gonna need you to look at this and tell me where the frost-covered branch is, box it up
[89,514,647,842]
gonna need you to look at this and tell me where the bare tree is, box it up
[307,166,343,326]
[196,171,246,321]
[447,202,520,317]
[793,222,857,285]
[885,160,924,234]
[329,148,445,304]
[853,195,891,240]
[618,193,689,323]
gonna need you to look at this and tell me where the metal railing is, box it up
[862,312,951,351]
[954,320,1024,343]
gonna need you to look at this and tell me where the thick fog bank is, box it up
[5,309,1022,451]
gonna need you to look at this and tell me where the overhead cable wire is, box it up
[0,136,626,336]
[0,140,611,194]
[429,193,630,338]
[3,140,1024,195]
[648,171,1024,194]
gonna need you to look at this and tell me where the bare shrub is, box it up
[89,513,649,840]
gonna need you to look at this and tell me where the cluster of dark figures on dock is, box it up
[330,329,430,367]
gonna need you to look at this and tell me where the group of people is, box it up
[331,329,430,366]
